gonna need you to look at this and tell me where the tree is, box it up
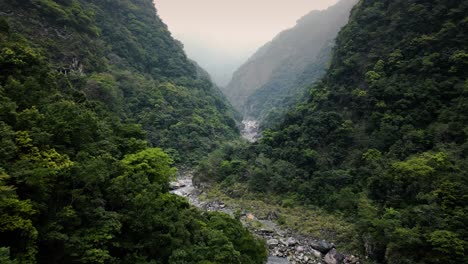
[0,169,37,263]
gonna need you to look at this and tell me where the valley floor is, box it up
[170,173,361,264]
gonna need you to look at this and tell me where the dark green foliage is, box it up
[198,0,468,263]
[0,2,264,264]
[0,17,9,35]
[92,0,194,78]
[0,0,238,164]
[31,0,100,36]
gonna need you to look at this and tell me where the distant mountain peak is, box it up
[222,0,359,124]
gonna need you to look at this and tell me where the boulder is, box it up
[169,182,180,190]
[296,246,304,253]
[267,239,279,247]
[287,237,297,247]
[310,248,323,259]
[310,240,335,254]
[324,248,345,264]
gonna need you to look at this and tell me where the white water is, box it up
[241,119,260,142]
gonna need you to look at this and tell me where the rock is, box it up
[246,213,255,221]
[324,248,345,264]
[287,237,297,247]
[169,180,187,190]
[310,240,335,254]
[296,246,304,253]
[169,182,180,190]
[267,239,279,247]
[310,248,323,259]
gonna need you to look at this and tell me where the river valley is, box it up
[169,119,360,264]
[170,175,290,264]
[170,174,360,264]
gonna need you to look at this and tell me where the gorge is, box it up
[1,0,467,264]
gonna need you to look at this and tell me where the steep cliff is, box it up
[199,0,468,262]
[1,0,239,163]
[0,1,267,263]
[223,0,358,123]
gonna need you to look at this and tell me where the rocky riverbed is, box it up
[170,175,360,264]
[241,119,261,142]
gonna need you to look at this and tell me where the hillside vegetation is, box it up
[0,0,266,263]
[1,0,239,165]
[197,0,468,263]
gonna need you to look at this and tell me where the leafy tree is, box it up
[0,170,37,264]
[0,1,262,263]
[196,0,468,262]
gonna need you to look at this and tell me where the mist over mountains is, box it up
[2,0,467,263]
[181,39,254,86]
[222,0,358,122]
[156,0,341,87]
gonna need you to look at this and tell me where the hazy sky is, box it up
[154,0,339,86]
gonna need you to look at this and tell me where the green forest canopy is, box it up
[0,0,266,263]
[196,0,468,263]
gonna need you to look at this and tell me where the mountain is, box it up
[222,0,358,123]
[197,0,468,263]
[1,0,240,164]
[0,0,266,263]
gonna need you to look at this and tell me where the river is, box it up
[170,175,289,264]
[169,120,359,264]
[169,174,360,264]
[241,119,260,142]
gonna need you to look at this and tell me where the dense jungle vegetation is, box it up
[0,0,266,263]
[197,0,468,263]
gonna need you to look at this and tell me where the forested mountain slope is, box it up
[1,0,239,164]
[0,0,266,263]
[223,0,357,123]
[198,0,468,263]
